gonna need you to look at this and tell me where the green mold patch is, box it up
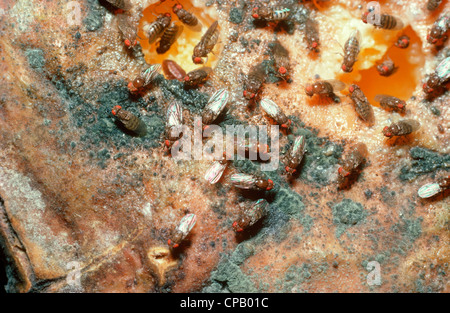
[202,259,257,293]
[331,199,367,238]
[399,147,450,181]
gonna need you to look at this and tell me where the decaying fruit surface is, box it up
[0,0,448,293]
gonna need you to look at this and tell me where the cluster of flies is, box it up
[106,0,449,249]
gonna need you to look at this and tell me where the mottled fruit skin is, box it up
[382,119,420,138]
[348,84,374,125]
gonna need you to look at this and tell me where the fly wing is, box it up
[205,161,227,184]
[230,173,256,189]
[202,21,220,51]
[436,57,450,82]
[167,101,183,127]
[117,14,137,40]
[324,79,346,92]
[404,119,421,132]
[142,64,162,86]
[290,135,306,159]
[177,213,197,235]
[418,182,442,198]
[205,89,229,118]
[374,94,391,102]
[260,98,281,120]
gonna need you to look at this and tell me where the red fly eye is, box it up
[279,67,287,74]
[348,85,354,93]
[267,179,273,190]
[344,172,350,177]
[306,86,313,93]
[281,123,288,128]
[342,64,347,71]
[124,39,131,46]
[173,244,179,248]
[165,140,170,147]
[397,103,404,109]
[176,4,182,9]
[127,82,133,89]
[312,42,318,48]
[133,40,137,46]
[184,76,190,81]
[382,66,389,72]
[402,39,408,44]
[338,167,343,174]
[243,90,247,97]
[168,239,172,245]
[194,57,202,64]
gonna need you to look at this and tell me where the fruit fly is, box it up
[128,64,161,93]
[201,89,229,128]
[284,135,306,175]
[423,56,450,94]
[111,105,147,136]
[168,213,197,249]
[377,58,397,76]
[156,22,183,54]
[192,21,219,64]
[232,199,269,232]
[374,94,406,113]
[172,3,199,27]
[382,119,421,138]
[183,67,212,89]
[304,18,320,52]
[418,175,450,198]
[251,4,291,21]
[395,35,410,48]
[342,30,361,73]
[305,79,345,103]
[270,40,291,78]
[204,159,229,184]
[143,13,172,44]
[260,98,291,129]
[348,84,375,125]
[117,14,139,49]
[338,142,368,180]
[243,62,267,100]
[230,173,274,191]
[162,59,186,81]
[106,0,131,11]
[427,0,443,11]
[362,12,404,30]
[427,14,449,45]
[165,101,183,149]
